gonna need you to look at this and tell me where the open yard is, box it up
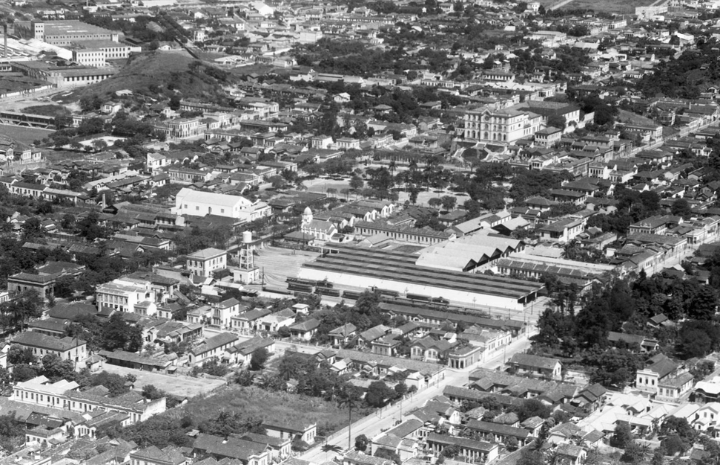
[183,385,368,436]
[100,364,226,398]
[252,245,320,290]
[0,124,54,145]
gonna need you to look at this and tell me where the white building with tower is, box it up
[300,207,337,241]
[233,231,260,284]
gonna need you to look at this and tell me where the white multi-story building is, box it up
[187,248,227,278]
[95,278,157,315]
[71,50,105,67]
[464,108,542,144]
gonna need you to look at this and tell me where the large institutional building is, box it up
[174,188,271,222]
[14,20,119,45]
[464,108,542,144]
[299,247,543,311]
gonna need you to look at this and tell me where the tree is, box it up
[517,399,550,421]
[250,347,269,370]
[350,175,364,191]
[355,434,368,452]
[679,325,713,358]
[12,365,38,382]
[621,442,643,464]
[61,213,76,230]
[440,195,457,211]
[661,434,688,455]
[517,450,544,465]
[142,384,166,400]
[366,381,395,407]
[269,175,285,190]
[506,436,519,451]
[689,285,717,320]
[7,345,36,365]
[1,290,43,331]
[88,371,130,397]
[233,369,254,386]
[42,354,76,382]
[611,422,633,449]
[671,198,692,219]
[428,197,442,208]
[102,313,143,352]
[547,115,566,131]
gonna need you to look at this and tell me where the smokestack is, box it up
[3,24,6,60]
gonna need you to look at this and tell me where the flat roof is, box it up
[304,247,543,301]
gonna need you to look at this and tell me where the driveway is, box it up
[100,363,226,398]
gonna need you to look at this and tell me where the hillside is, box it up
[540,0,659,14]
[55,51,233,104]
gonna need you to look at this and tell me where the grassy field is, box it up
[21,104,70,117]
[617,109,657,126]
[541,0,658,13]
[0,124,54,145]
[182,386,368,436]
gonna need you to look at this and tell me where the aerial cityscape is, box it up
[0,0,719,464]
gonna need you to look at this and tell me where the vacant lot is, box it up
[183,386,367,436]
[0,124,54,145]
[100,364,226,398]
[253,246,320,289]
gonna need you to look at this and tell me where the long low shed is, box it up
[299,247,544,311]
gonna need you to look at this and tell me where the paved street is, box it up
[299,335,533,463]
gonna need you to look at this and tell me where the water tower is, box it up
[236,231,260,284]
[239,231,254,270]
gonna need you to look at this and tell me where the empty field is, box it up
[183,386,368,436]
[0,124,54,145]
[253,246,320,289]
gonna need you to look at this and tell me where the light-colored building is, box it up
[464,108,542,144]
[71,49,105,67]
[95,278,157,315]
[13,332,87,364]
[12,376,166,425]
[187,332,239,366]
[175,188,271,222]
[187,247,227,278]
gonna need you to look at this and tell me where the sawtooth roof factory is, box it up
[298,247,544,311]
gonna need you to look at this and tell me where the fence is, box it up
[302,390,423,458]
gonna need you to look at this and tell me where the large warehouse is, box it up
[298,247,544,311]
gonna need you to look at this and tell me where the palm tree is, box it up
[335,383,364,451]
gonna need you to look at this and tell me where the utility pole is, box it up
[347,402,352,452]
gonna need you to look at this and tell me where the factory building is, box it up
[298,247,543,311]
